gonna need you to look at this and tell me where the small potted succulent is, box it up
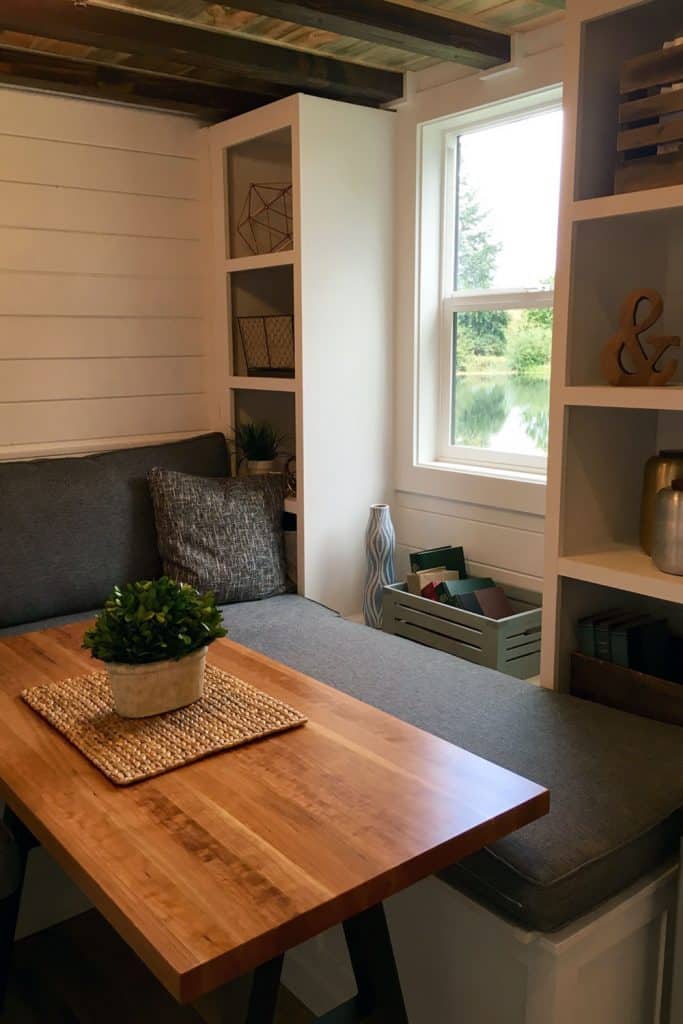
[231,421,286,475]
[83,578,226,718]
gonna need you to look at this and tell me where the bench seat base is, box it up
[283,864,679,1024]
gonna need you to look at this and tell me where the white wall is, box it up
[392,24,566,592]
[0,86,210,461]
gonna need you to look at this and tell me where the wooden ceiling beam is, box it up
[0,44,272,120]
[0,0,404,106]
[221,0,511,69]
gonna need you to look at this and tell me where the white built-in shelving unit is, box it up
[541,0,683,689]
[205,94,394,616]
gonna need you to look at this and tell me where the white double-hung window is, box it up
[436,91,563,475]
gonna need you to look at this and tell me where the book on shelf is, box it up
[577,609,625,657]
[595,613,642,662]
[611,617,669,677]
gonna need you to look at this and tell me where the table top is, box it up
[0,625,549,1003]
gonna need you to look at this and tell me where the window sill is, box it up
[430,458,547,486]
[397,457,546,517]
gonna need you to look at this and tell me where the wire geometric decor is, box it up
[237,183,293,255]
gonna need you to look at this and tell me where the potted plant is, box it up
[83,578,226,718]
[230,421,286,475]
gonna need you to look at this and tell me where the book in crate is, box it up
[615,38,683,194]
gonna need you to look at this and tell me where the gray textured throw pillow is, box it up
[148,468,288,604]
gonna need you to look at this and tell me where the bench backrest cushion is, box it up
[0,434,230,628]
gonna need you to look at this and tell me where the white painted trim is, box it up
[670,839,683,1023]
[0,432,204,462]
[394,32,565,515]
[432,92,560,475]
[283,862,679,1024]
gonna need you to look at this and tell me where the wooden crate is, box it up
[571,651,683,727]
[615,39,683,194]
[382,583,542,679]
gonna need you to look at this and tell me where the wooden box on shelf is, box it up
[383,583,542,680]
[570,651,683,726]
[615,39,683,195]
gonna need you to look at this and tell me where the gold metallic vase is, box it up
[640,450,683,554]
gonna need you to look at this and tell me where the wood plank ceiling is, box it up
[0,0,565,121]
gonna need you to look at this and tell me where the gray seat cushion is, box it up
[0,433,229,628]
[219,595,683,932]
[2,596,682,932]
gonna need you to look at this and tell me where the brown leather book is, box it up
[475,586,514,620]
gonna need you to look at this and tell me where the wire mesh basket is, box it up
[236,315,295,377]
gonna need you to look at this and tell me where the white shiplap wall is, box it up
[393,491,545,593]
[0,87,210,460]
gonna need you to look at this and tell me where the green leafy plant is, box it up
[230,421,285,462]
[507,325,552,375]
[83,578,226,665]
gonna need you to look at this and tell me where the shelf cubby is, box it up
[224,127,293,261]
[574,0,681,202]
[567,209,683,387]
[560,408,683,564]
[228,264,295,379]
[554,575,683,690]
[560,407,663,557]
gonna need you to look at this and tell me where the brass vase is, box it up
[640,450,683,554]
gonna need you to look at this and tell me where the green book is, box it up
[612,617,669,676]
[577,609,625,657]
[608,614,651,667]
[409,546,467,580]
[595,613,643,662]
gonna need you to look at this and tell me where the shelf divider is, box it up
[570,184,683,223]
[228,376,296,393]
[563,385,683,411]
[558,547,683,604]
[226,251,295,274]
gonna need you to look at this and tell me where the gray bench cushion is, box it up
[0,434,229,628]
[3,596,682,932]
[219,595,683,932]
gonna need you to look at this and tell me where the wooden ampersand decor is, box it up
[601,289,680,386]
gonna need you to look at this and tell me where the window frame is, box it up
[435,95,562,476]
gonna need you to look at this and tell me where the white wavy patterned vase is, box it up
[363,503,396,629]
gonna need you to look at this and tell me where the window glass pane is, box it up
[451,308,552,457]
[455,109,562,292]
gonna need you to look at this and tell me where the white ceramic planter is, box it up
[107,646,206,718]
[246,459,277,475]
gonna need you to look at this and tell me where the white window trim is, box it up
[425,86,562,481]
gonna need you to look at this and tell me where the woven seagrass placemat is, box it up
[21,664,307,786]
